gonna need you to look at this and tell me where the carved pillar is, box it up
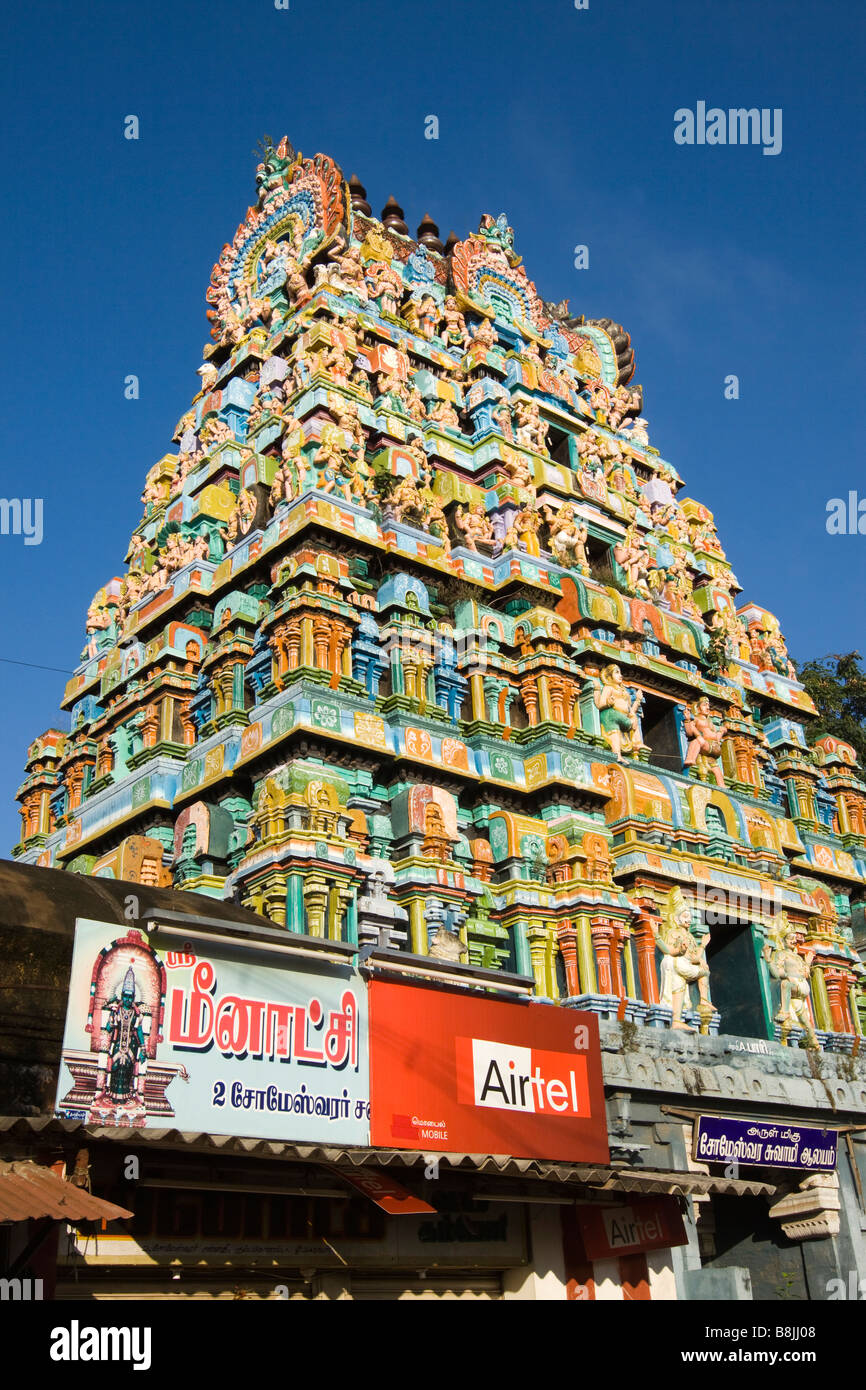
[620,926,638,999]
[527,924,552,997]
[408,897,426,955]
[810,966,833,1031]
[521,678,539,727]
[313,617,331,670]
[301,616,314,668]
[557,922,581,997]
[590,918,615,995]
[470,672,487,721]
[633,907,660,1005]
[575,913,597,995]
[824,968,853,1034]
[304,875,329,937]
[537,673,552,723]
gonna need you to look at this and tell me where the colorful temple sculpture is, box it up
[15,138,866,1051]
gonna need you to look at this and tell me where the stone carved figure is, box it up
[543,503,590,573]
[762,914,818,1048]
[614,525,653,596]
[591,664,647,761]
[683,697,727,787]
[454,502,494,552]
[652,888,714,1033]
[441,296,471,350]
[365,261,403,317]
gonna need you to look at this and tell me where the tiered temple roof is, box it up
[16,138,866,1045]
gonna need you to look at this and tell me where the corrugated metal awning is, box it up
[0,1159,133,1224]
[0,1117,775,1199]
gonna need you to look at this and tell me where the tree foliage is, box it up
[795,651,866,766]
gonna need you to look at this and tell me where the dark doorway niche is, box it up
[639,693,681,773]
[705,918,768,1039]
[702,1194,807,1301]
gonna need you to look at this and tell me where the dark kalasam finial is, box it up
[416,213,444,254]
[380,196,409,236]
[348,174,371,217]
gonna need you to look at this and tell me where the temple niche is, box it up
[14,138,866,1052]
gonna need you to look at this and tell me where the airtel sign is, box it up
[369,982,609,1163]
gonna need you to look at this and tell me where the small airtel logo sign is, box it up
[456,1036,591,1118]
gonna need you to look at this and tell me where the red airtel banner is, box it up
[369,982,609,1164]
[576,1197,688,1259]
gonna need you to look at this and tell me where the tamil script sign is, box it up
[369,982,608,1163]
[55,919,369,1145]
[693,1116,837,1171]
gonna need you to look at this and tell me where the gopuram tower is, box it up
[15,138,866,1047]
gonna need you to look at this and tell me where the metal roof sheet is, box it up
[0,1118,775,1199]
[0,1159,133,1224]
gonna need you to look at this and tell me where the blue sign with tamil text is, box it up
[694,1116,837,1171]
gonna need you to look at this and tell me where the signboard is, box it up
[338,1170,436,1216]
[55,919,369,1146]
[369,982,608,1163]
[576,1197,687,1260]
[693,1116,837,1171]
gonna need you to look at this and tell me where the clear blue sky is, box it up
[1,0,863,852]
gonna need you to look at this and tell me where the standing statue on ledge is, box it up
[543,502,590,573]
[652,887,714,1033]
[762,914,819,1049]
[683,697,728,787]
[591,664,648,761]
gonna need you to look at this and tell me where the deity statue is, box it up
[404,435,432,487]
[502,447,533,489]
[389,473,426,526]
[494,402,514,442]
[441,296,470,350]
[424,493,451,558]
[471,316,498,351]
[427,396,461,430]
[591,663,647,761]
[375,369,408,410]
[575,431,605,475]
[269,457,299,510]
[513,399,548,454]
[322,242,368,301]
[543,502,590,573]
[606,384,641,432]
[365,260,403,317]
[200,417,234,449]
[613,525,653,596]
[454,502,494,552]
[141,476,166,513]
[403,383,426,425]
[683,697,727,787]
[652,888,714,1033]
[620,415,649,447]
[92,966,148,1110]
[762,914,818,1048]
[515,504,542,557]
[414,294,440,340]
[654,549,699,616]
[311,421,350,494]
[169,453,195,499]
[322,340,353,386]
[283,255,312,308]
